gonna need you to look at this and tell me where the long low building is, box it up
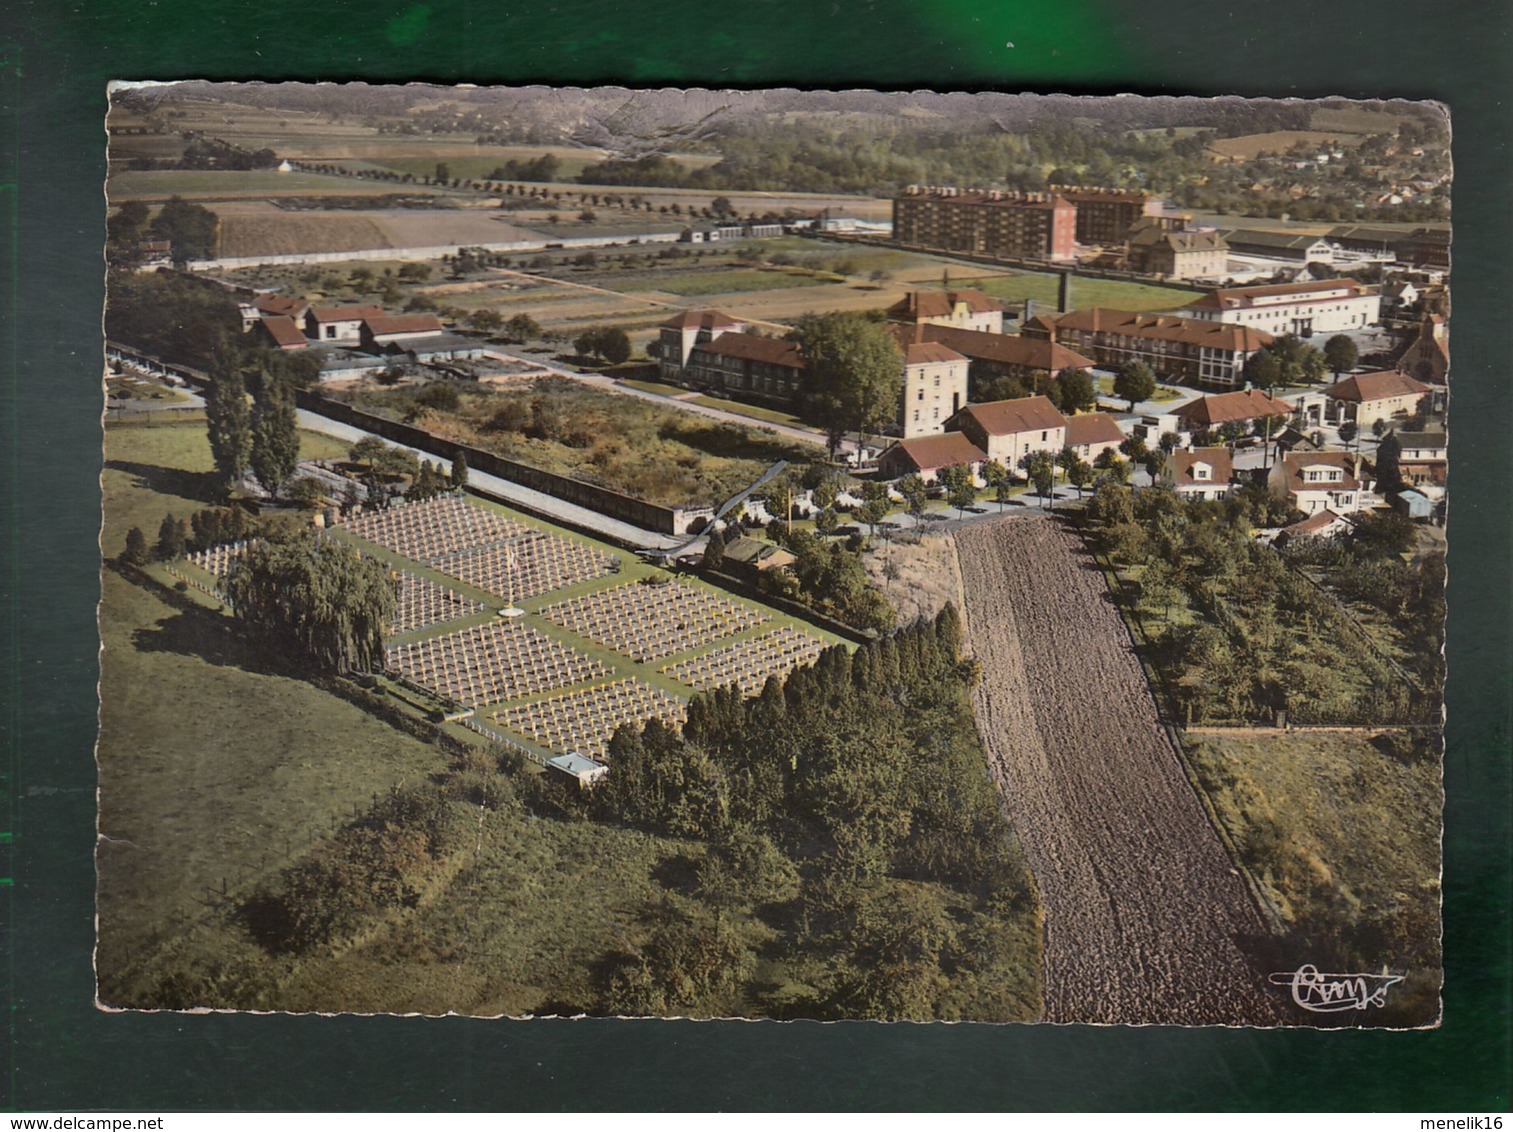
[1180,278,1381,336]
[1045,308,1274,390]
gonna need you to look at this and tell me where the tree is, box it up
[897,474,929,527]
[1374,430,1404,493]
[1066,455,1094,499]
[465,308,503,334]
[702,526,727,570]
[1242,348,1283,390]
[1020,451,1057,507]
[504,313,542,343]
[349,436,388,469]
[434,162,450,184]
[250,379,300,495]
[449,453,469,490]
[598,327,633,366]
[225,531,396,673]
[1337,420,1358,449]
[156,513,186,561]
[1323,334,1358,377]
[286,476,328,510]
[205,366,253,490]
[856,481,890,538]
[939,464,977,520]
[1112,361,1157,410]
[1158,430,1180,454]
[710,196,735,218]
[149,196,218,260]
[1372,417,1389,440]
[122,526,151,567]
[797,312,904,449]
[397,263,432,283]
[1057,369,1097,413]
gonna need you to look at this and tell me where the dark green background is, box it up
[2,0,1508,1112]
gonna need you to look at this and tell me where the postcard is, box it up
[97,84,1446,1027]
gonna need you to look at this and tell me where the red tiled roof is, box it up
[256,293,309,318]
[1168,447,1233,487]
[902,340,968,366]
[364,314,445,336]
[959,395,1066,437]
[309,305,386,323]
[887,289,1002,321]
[1184,278,1373,311]
[1178,389,1295,428]
[1056,308,1274,352]
[1278,451,1361,493]
[1064,412,1125,448]
[691,332,804,369]
[916,324,1095,371]
[1324,369,1431,403]
[1283,509,1344,536]
[258,315,307,349]
[660,309,744,331]
[884,432,987,473]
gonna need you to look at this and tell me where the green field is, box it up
[605,267,830,297]
[107,168,455,202]
[1185,729,1441,1027]
[975,272,1200,313]
[691,395,807,428]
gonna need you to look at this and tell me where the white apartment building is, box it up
[1180,279,1381,336]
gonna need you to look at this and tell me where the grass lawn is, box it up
[615,377,687,397]
[1185,729,1441,1027]
[974,272,1200,313]
[691,395,807,428]
[602,268,829,297]
[107,168,450,202]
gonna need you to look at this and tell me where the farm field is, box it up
[106,168,458,203]
[1205,130,1365,161]
[1184,729,1441,1027]
[599,267,830,297]
[954,515,1284,1025]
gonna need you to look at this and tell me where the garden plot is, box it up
[386,620,608,710]
[391,572,486,636]
[661,627,826,695]
[541,579,767,662]
[494,679,686,761]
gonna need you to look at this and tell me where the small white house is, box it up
[547,753,608,787]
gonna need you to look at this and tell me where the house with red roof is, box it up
[1268,451,1373,516]
[305,305,387,344]
[1165,447,1234,502]
[1063,412,1125,464]
[907,323,1095,393]
[656,309,749,381]
[684,332,806,408]
[949,395,1067,465]
[1177,389,1296,433]
[888,324,970,440]
[877,431,988,484]
[1322,369,1431,429]
[886,289,1006,334]
[257,315,308,351]
[360,314,447,352]
[1051,308,1274,389]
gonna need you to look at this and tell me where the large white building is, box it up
[1179,278,1381,336]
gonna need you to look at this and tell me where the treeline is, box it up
[485,154,561,182]
[1088,483,1430,725]
[126,135,280,172]
[107,197,220,264]
[579,609,1037,1019]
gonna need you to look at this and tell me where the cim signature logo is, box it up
[1269,964,1406,1012]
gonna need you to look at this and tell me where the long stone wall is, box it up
[300,392,712,537]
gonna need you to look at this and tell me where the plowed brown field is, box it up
[955,516,1284,1026]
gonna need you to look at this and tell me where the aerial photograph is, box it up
[96,84,1448,1027]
